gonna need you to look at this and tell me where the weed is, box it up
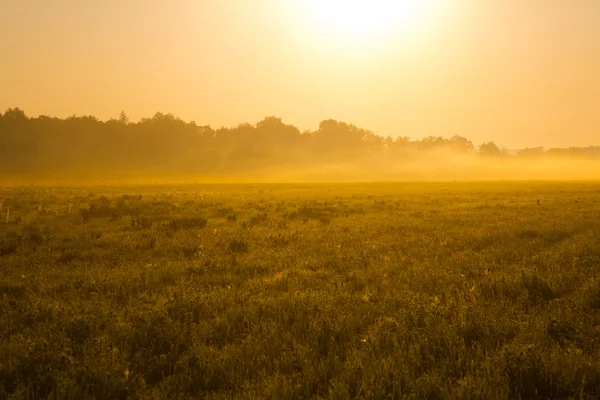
[130,216,153,230]
[249,212,268,226]
[166,217,208,230]
[522,273,556,305]
[229,239,249,253]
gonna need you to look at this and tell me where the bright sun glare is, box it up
[300,0,437,47]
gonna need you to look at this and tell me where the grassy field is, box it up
[2,181,600,399]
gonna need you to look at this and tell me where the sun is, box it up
[298,0,437,47]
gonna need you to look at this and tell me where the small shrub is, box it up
[249,212,268,226]
[167,217,208,230]
[0,283,25,297]
[121,194,142,201]
[182,245,201,258]
[584,280,600,309]
[0,233,20,256]
[80,208,91,222]
[130,216,153,230]
[547,319,579,346]
[80,203,114,221]
[373,200,387,208]
[26,231,45,246]
[0,240,18,256]
[88,231,102,240]
[110,208,123,221]
[65,316,94,346]
[504,347,572,399]
[522,273,556,304]
[213,206,235,217]
[229,239,249,253]
[284,211,299,220]
[88,203,113,218]
[58,249,82,263]
[319,215,332,225]
[269,233,294,248]
[516,229,539,240]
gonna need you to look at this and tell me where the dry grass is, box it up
[1,181,600,399]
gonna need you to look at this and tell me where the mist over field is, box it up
[253,157,600,182]
[1,108,599,183]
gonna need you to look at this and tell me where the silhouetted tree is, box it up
[478,141,504,157]
[517,147,545,158]
[0,107,27,122]
[118,111,129,125]
[451,135,474,154]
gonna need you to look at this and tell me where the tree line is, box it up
[1,107,599,177]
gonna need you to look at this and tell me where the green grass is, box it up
[1,181,600,399]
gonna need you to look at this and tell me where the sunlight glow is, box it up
[298,0,438,47]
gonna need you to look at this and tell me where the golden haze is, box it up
[1,0,599,148]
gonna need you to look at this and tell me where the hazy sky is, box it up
[1,0,599,148]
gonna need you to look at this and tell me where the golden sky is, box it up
[1,0,599,148]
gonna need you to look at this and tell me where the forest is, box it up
[1,107,599,180]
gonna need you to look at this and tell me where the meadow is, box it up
[1,181,600,399]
